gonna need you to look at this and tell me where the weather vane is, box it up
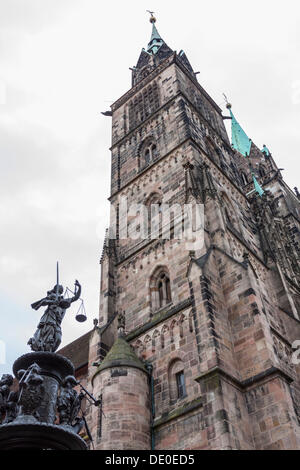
[146,10,156,23]
[223,93,232,109]
[28,262,85,353]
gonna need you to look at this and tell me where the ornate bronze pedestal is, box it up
[0,352,87,450]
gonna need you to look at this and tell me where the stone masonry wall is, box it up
[92,366,151,450]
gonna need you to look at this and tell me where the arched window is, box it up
[168,359,187,402]
[139,139,159,171]
[143,143,157,166]
[259,165,266,178]
[150,267,172,312]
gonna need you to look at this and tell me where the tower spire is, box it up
[226,102,252,157]
[146,12,165,54]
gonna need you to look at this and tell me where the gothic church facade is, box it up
[61,16,300,450]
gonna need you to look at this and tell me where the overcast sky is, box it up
[0,0,299,375]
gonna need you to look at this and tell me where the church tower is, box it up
[87,15,300,450]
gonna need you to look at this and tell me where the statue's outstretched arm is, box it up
[70,280,81,303]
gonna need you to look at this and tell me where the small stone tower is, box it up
[91,327,151,450]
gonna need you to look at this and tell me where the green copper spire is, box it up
[252,173,264,197]
[227,104,252,157]
[147,13,164,54]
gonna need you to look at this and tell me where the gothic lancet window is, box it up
[139,140,159,171]
[258,165,266,178]
[144,143,157,167]
[150,267,172,312]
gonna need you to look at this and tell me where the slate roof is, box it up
[58,330,92,370]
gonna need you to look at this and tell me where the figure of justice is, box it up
[28,262,87,353]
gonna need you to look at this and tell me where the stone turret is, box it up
[91,335,151,450]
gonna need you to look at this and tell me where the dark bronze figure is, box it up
[3,392,18,424]
[17,363,45,419]
[0,374,13,422]
[28,280,81,353]
[57,375,84,433]
[0,265,89,449]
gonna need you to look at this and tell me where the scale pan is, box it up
[76,314,87,323]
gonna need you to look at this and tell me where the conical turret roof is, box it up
[96,336,147,374]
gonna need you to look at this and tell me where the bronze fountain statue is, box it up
[28,279,81,353]
[0,264,100,450]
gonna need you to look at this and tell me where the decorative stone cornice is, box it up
[126,298,192,342]
[195,365,294,391]
[153,397,203,429]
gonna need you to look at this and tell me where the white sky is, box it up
[0,0,299,374]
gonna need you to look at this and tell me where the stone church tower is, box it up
[62,16,300,450]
